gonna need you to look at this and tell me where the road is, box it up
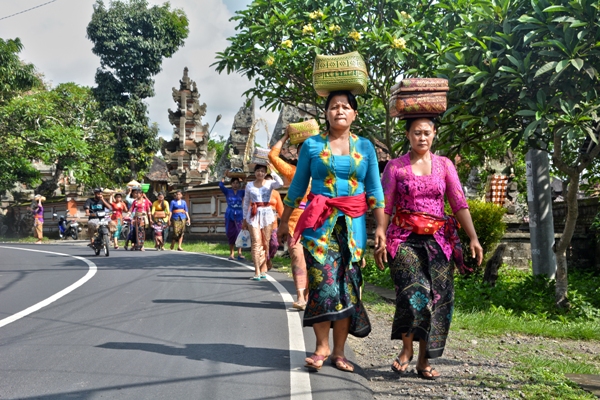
[0,244,373,400]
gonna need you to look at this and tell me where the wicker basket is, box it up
[226,168,246,179]
[391,78,449,95]
[287,119,320,145]
[251,147,270,166]
[389,92,447,118]
[313,51,368,97]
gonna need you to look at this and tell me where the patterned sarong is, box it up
[389,233,454,359]
[303,218,371,338]
[172,219,185,240]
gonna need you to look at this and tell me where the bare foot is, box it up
[392,350,413,373]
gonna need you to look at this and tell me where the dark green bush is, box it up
[446,199,506,272]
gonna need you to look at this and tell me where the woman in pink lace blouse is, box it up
[377,117,483,380]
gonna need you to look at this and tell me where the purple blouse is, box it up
[381,153,468,261]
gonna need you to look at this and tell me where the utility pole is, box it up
[526,149,557,278]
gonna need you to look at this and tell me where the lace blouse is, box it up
[381,153,468,261]
[243,172,283,228]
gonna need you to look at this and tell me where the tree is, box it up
[0,38,42,105]
[0,83,117,194]
[87,0,189,182]
[214,0,456,156]
[430,0,600,307]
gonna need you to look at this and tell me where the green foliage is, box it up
[208,135,227,175]
[0,82,118,192]
[446,200,506,271]
[214,0,456,156]
[0,38,42,105]
[362,256,394,290]
[87,0,189,181]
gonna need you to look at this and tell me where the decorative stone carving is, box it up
[161,67,213,188]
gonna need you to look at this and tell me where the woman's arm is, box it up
[283,139,312,208]
[270,170,284,189]
[242,183,251,222]
[219,180,229,196]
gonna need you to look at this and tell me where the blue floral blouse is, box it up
[284,132,385,264]
[219,182,245,222]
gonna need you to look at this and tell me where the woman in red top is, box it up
[128,189,153,251]
[110,192,128,249]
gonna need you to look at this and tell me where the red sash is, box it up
[393,209,445,235]
[292,192,368,245]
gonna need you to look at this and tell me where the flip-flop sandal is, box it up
[237,256,246,260]
[416,367,439,380]
[391,356,413,374]
[304,354,327,371]
[332,356,354,373]
[228,257,235,260]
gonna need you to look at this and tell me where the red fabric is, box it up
[111,202,127,220]
[292,192,368,245]
[251,202,270,217]
[393,209,445,235]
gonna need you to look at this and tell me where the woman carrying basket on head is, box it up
[152,192,170,250]
[220,173,246,260]
[278,91,387,373]
[377,117,483,380]
[242,164,283,281]
[169,190,190,251]
[128,188,152,251]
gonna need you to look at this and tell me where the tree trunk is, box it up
[553,173,580,309]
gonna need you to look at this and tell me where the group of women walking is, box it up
[273,90,483,379]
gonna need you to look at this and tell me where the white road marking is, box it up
[198,253,313,400]
[0,246,97,329]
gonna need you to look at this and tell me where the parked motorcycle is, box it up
[53,213,81,240]
[90,211,112,257]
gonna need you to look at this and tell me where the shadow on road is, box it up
[153,298,285,310]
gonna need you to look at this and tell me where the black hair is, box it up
[175,190,183,195]
[324,90,358,131]
[404,117,436,132]
[157,191,164,196]
[254,164,268,172]
[230,177,241,184]
[265,173,273,180]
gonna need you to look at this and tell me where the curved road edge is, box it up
[0,245,98,329]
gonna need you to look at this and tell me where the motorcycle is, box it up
[89,211,112,257]
[54,213,81,240]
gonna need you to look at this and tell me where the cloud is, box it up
[0,0,278,147]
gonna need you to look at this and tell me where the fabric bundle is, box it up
[388,78,449,119]
[287,119,320,145]
[313,51,368,97]
[251,147,270,166]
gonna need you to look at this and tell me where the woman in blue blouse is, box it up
[220,175,246,260]
[278,91,387,373]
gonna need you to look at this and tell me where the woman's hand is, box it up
[374,226,387,271]
[277,222,290,245]
[242,220,248,230]
[470,237,484,266]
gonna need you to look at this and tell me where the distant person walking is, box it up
[169,190,190,251]
[110,192,128,249]
[242,164,283,280]
[152,192,170,248]
[219,175,246,260]
[32,194,45,244]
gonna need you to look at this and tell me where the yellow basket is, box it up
[287,119,320,145]
[313,51,368,97]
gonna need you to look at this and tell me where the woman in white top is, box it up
[242,164,283,280]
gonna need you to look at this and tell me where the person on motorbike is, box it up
[84,188,112,246]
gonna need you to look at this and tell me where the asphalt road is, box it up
[0,243,373,400]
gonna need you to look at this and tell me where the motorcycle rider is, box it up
[84,188,112,246]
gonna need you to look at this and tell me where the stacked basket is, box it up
[388,78,449,119]
[251,147,271,166]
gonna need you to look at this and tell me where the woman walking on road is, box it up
[110,193,128,249]
[242,164,283,280]
[169,190,190,251]
[278,91,387,373]
[377,117,483,380]
[269,130,310,310]
[219,175,246,260]
[128,189,152,251]
[152,192,170,249]
[32,194,45,244]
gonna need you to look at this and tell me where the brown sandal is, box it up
[304,354,328,371]
[332,356,354,373]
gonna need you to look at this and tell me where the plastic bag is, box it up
[235,229,251,248]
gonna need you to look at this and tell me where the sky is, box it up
[0,0,277,146]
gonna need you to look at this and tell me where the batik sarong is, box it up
[172,219,185,240]
[303,218,371,338]
[226,218,242,246]
[389,233,454,359]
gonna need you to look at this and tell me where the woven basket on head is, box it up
[287,119,320,145]
[389,78,449,119]
[313,51,368,97]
